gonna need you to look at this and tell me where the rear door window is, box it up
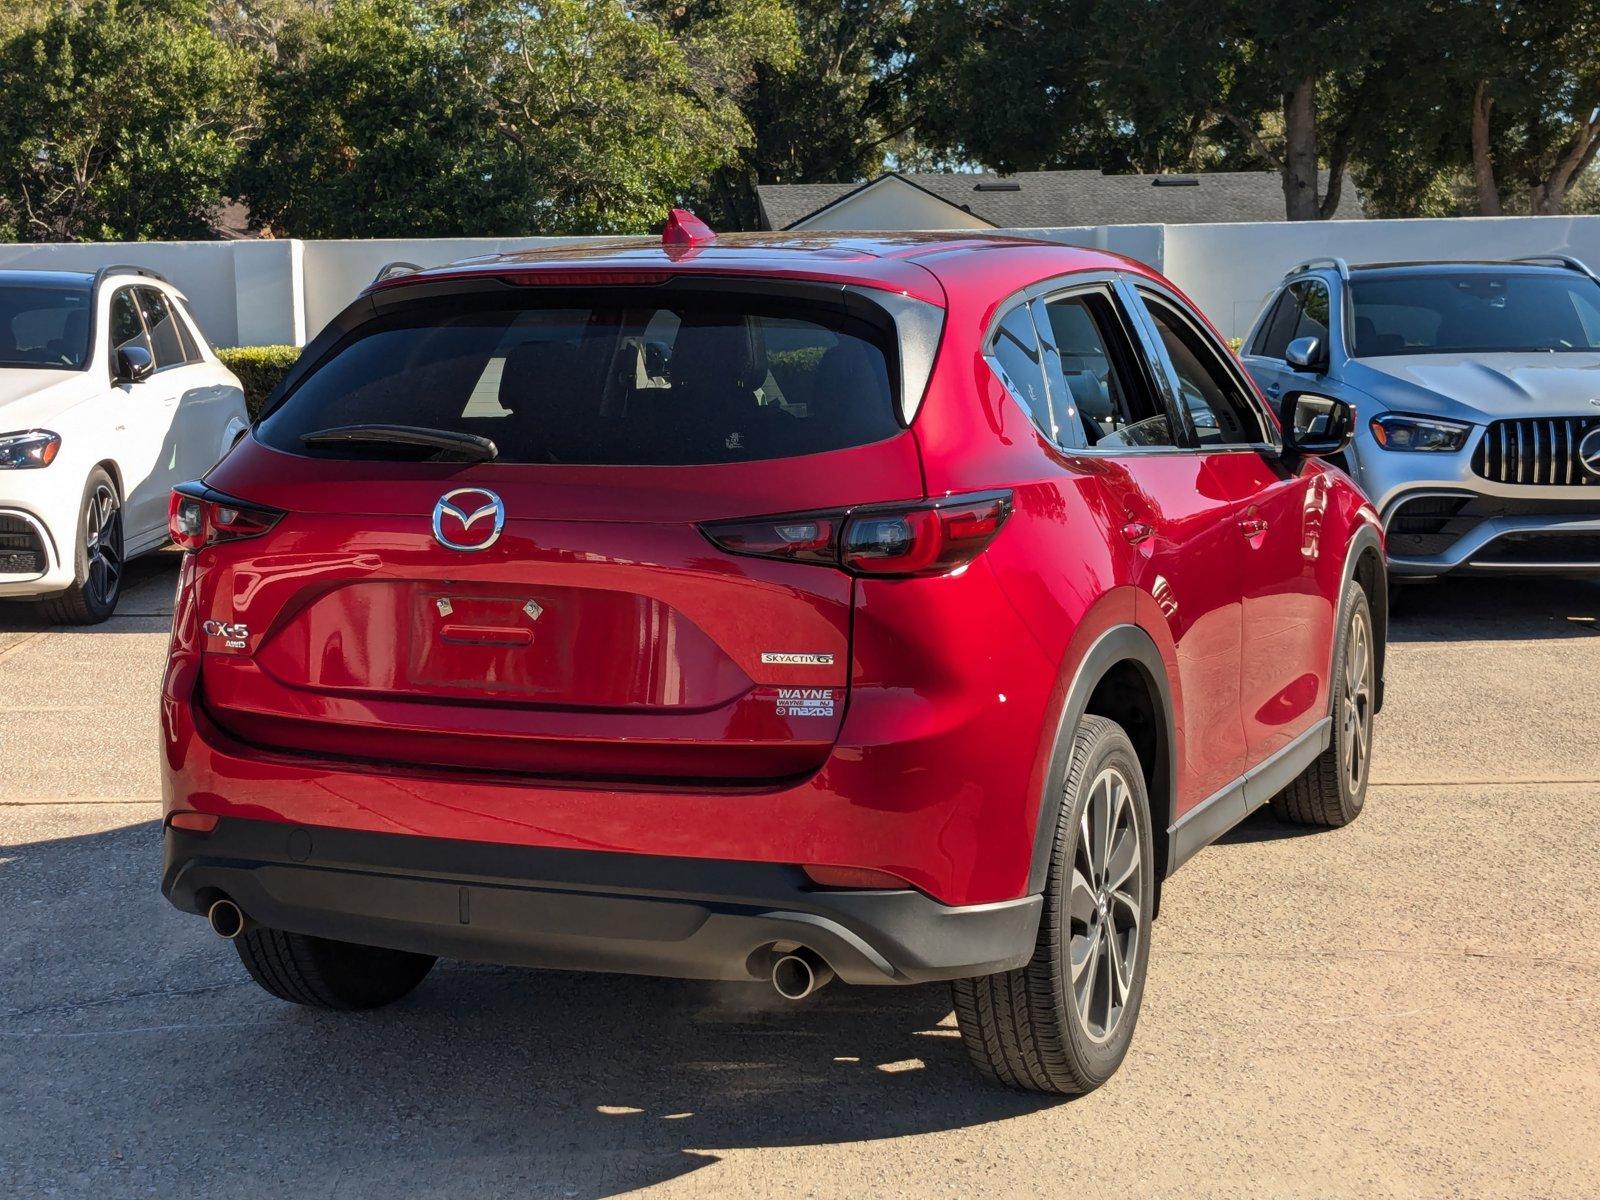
[1038,289,1175,449]
[259,291,902,465]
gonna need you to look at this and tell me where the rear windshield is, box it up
[1350,272,1600,356]
[258,290,902,465]
[0,282,92,370]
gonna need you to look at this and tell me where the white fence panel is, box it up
[4,215,1599,349]
[1159,215,1600,339]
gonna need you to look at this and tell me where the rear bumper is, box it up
[162,818,1041,986]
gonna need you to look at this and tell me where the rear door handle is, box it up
[1120,521,1153,545]
[1264,382,1281,396]
[1238,516,1269,538]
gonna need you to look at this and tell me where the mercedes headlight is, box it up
[0,429,62,469]
[1369,414,1471,452]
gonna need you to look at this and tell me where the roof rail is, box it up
[1286,257,1350,281]
[372,261,423,284]
[1512,254,1599,281]
[91,263,169,288]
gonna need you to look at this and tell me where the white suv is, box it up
[0,266,249,622]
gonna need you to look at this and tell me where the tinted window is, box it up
[0,282,92,369]
[1256,280,1330,359]
[110,289,151,359]
[1254,289,1298,358]
[138,288,186,368]
[1039,291,1174,449]
[1143,295,1267,447]
[259,292,901,465]
[987,303,1051,432]
[1351,272,1600,355]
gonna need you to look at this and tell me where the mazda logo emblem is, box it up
[432,487,505,551]
[1579,426,1600,480]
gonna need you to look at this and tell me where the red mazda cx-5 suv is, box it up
[161,215,1385,1093]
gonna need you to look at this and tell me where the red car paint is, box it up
[161,232,1380,908]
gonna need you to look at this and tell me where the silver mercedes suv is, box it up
[1242,256,1600,578]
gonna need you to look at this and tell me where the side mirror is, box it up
[1285,335,1326,373]
[116,344,155,385]
[1280,390,1354,458]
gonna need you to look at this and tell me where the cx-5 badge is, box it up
[432,488,505,551]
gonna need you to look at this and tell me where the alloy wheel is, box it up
[1341,607,1373,794]
[1069,766,1143,1043]
[83,482,123,610]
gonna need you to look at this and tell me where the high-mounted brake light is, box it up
[700,491,1012,579]
[168,484,283,552]
[662,208,716,249]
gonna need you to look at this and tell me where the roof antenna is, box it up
[663,208,716,250]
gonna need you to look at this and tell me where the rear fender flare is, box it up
[1026,624,1176,896]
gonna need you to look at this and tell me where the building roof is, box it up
[757,169,1361,231]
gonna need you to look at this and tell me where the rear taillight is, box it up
[168,484,283,551]
[700,491,1011,578]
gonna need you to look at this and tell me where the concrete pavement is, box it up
[2,567,1597,1198]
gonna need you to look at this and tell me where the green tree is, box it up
[239,0,795,237]
[908,1,1203,175]
[1459,0,1600,215]
[235,0,500,236]
[0,0,252,241]
[462,0,796,234]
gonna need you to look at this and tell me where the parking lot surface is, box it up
[3,559,1598,1199]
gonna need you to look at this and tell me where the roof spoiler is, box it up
[372,261,423,285]
[1285,257,1350,281]
[92,264,169,288]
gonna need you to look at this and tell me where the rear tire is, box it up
[235,927,435,1010]
[952,714,1154,1094]
[1271,585,1375,828]
[36,468,123,625]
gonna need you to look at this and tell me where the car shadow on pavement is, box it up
[1388,575,1600,642]
[2,820,1064,1199]
[0,552,178,633]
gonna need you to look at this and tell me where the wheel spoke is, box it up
[1095,927,1115,1032]
[1090,773,1112,883]
[1071,867,1096,925]
[1105,823,1138,891]
[1075,928,1101,1012]
[1106,919,1127,1008]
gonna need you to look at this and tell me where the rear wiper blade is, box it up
[299,424,498,463]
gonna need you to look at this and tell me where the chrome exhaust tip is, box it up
[771,949,834,1000]
[206,897,249,940]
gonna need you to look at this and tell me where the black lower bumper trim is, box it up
[162,819,1041,986]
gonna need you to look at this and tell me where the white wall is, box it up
[1157,214,1600,339]
[5,214,1598,349]
[298,236,596,335]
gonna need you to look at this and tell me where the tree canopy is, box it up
[0,0,1595,240]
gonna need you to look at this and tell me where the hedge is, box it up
[217,345,300,418]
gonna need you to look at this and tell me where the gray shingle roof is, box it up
[757,170,1361,230]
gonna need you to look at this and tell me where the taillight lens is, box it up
[168,485,282,551]
[701,491,1011,578]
